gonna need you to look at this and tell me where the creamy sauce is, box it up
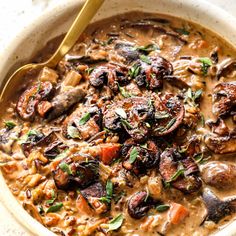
[1,12,236,236]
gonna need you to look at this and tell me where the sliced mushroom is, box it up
[122,140,160,175]
[53,158,99,190]
[103,97,154,141]
[159,148,202,193]
[46,86,86,121]
[206,118,229,136]
[216,58,236,80]
[133,56,173,90]
[201,162,236,190]
[202,188,236,223]
[0,126,20,154]
[17,82,54,121]
[212,82,236,116]
[128,191,155,219]
[62,105,101,141]
[204,133,236,154]
[115,42,140,63]
[151,93,184,137]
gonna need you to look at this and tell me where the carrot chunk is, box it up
[169,203,189,225]
[100,143,120,165]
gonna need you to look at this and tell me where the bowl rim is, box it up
[1,0,236,235]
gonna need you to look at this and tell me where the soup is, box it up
[1,11,236,236]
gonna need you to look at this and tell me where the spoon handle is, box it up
[48,0,105,67]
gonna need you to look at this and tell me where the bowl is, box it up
[1,0,236,235]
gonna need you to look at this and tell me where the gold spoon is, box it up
[0,0,105,102]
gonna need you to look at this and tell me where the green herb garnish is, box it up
[139,55,152,65]
[118,84,131,98]
[85,67,94,74]
[185,88,203,107]
[46,202,63,213]
[59,162,72,175]
[107,214,124,232]
[78,112,91,125]
[129,147,139,164]
[128,63,140,78]
[199,57,212,76]
[46,190,56,205]
[156,204,170,212]
[166,168,185,183]
[121,119,133,129]
[4,121,16,130]
[136,44,159,54]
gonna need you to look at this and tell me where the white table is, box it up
[0,0,235,235]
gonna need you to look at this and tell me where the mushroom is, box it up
[122,140,160,175]
[62,105,102,141]
[17,81,54,121]
[159,148,202,193]
[202,189,236,223]
[204,133,236,154]
[133,56,173,90]
[151,93,184,137]
[216,58,236,80]
[212,82,236,116]
[53,159,99,190]
[89,64,129,91]
[128,191,155,219]
[201,161,236,190]
[115,42,140,63]
[46,86,86,121]
[206,118,229,136]
[103,97,154,141]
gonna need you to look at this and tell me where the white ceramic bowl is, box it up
[1,0,236,235]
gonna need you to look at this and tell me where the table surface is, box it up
[0,0,235,235]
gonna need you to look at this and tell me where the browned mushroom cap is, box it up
[103,97,154,141]
[216,59,236,80]
[151,93,184,137]
[46,86,86,121]
[134,56,173,90]
[17,81,54,121]
[122,140,160,175]
[128,191,155,219]
[62,105,101,141]
[212,82,236,117]
[159,148,202,194]
[204,133,236,154]
[206,118,229,136]
[53,159,99,190]
[202,188,236,223]
[201,161,236,190]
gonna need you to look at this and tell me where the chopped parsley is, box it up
[199,57,212,76]
[166,168,185,183]
[59,162,72,175]
[156,204,170,212]
[78,112,91,125]
[118,84,131,98]
[139,55,152,65]
[99,179,113,204]
[128,63,140,78]
[107,214,124,232]
[46,202,63,213]
[4,121,16,130]
[129,147,139,164]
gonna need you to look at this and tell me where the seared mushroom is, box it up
[17,82,54,121]
[159,148,202,193]
[216,58,236,80]
[103,97,154,141]
[23,202,44,224]
[46,86,86,121]
[0,126,20,154]
[204,132,236,154]
[202,189,236,223]
[128,191,155,219]
[122,140,160,175]
[206,118,229,136]
[53,159,98,190]
[62,105,101,141]
[133,56,173,90]
[151,93,184,137]
[115,42,140,63]
[89,65,129,91]
[212,82,236,116]
[201,162,236,190]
